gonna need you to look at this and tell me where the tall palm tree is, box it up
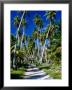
[33,14,43,58]
[20,18,27,49]
[40,32,46,46]
[34,15,43,29]
[32,28,38,40]
[13,16,20,69]
[13,11,25,69]
[39,11,56,63]
[14,16,20,27]
[45,11,56,24]
[32,27,39,50]
[45,11,56,44]
[14,16,20,47]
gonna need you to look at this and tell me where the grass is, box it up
[11,67,25,79]
[38,64,51,70]
[38,63,61,79]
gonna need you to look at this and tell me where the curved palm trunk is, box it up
[37,28,40,59]
[37,38,39,56]
[39,39,46,64]
[20,27,25,49]
[13,11,25,69]
[39,22,51,64]
[48,38,50,47]
[13,43,16,69]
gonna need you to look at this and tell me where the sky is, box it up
[11,11,61,37]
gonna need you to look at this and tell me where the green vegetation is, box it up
[38,63,61,79]
[11,67,25,79]
[11,11,61,79]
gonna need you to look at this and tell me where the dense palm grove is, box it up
[11,11,61,79]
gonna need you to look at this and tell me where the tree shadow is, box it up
[27,69,39,72]
[11,74,23,79]
[39,66,50,70]
[24,74,47,79]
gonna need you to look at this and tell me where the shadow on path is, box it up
[24,65,52,79]
[24,74,47,79]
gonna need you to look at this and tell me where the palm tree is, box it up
[20,18,27,49]
[34,15,43,29]
[33,14,43,59]
[32,28,38,40]
[39,11,56,63]
[13,11,26,69]
[14,16,20,47]
[40,32,46,46]
[14,16,20,27]
[12,16,20,69]
[45,11,56,24]
[11,34,16,68]
[45,11,56,39]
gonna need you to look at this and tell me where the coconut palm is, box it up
[33,14,43,58]
[14,16,20,27]
[12,16,20,69]
[32,28,38,40]
[13,16,20,46]
[44,11,56,47]
[40,32,46,46]
[39,11,57,63]
[12,11,26,69]
[20,18,27,49]
[45,11,56,24]
[34,15,43,29]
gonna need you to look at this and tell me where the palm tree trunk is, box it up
[39,39,46,64]
[37,38,39,56]
[48,38,50,47]
[37,28,40,58]
[13,11,25,69]
[20,27,25,49]
[13,48,16,69]
[39,22,52,64]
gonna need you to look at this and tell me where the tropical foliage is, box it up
[11,11,61,79]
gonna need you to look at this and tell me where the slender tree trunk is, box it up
[39,21,52,64]
[48,38,50,47]
[37,28,40,59]
[13,11,25,69]
[37,39,39,56]
[20,27,25,49]
[39,39,46,64]
[13,48,16,69]
[17,32,20,49]
[11,53,13,68]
